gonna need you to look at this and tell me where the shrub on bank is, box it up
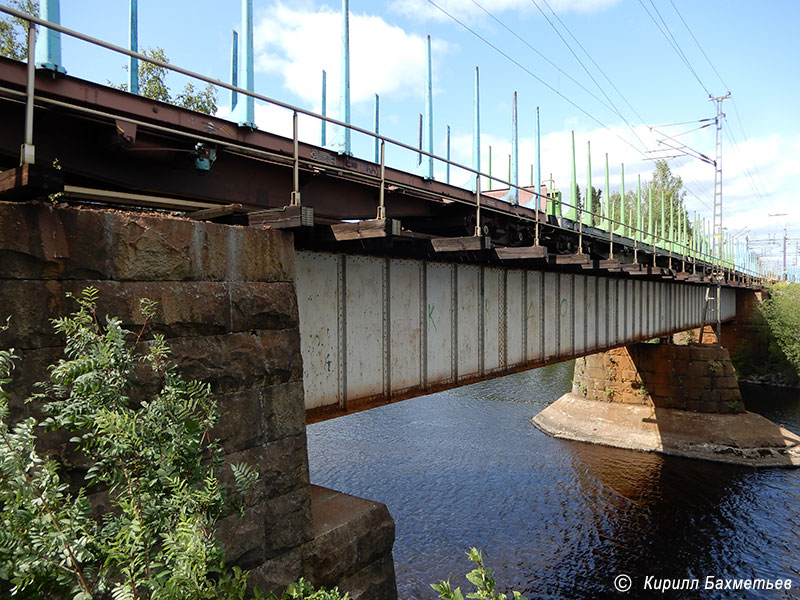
[733,283,800,384]
[0,289,526,599]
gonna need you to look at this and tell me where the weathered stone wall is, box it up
[0,201,395,598]
[573,342,744,413]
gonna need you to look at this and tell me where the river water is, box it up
[307,363,800,599]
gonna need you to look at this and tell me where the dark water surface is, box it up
[307,365,800,599]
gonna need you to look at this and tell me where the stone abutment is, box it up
[0,202,397,599]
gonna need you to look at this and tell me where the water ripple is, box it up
[307,363,800,599]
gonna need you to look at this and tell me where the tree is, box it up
[0,0,37,61]
[0,10,219,117]
[117,46,218,116]
[645,159,691,242]
[176,81,218,116]
[588,185,602,226]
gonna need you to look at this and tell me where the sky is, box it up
[3,0,799,274]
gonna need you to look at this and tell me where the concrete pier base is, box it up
[532,343,800,467]
[533,393,800,467]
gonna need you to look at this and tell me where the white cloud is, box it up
[389,0,621,23]
[253,2,449,113]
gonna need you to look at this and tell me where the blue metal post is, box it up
[338,0,351,154]
[472,66,480,192]
[321,70,327,146]
[36,0,66,73]
[422,35,433,179]
[374,93,380,164]
[535,106,541,200]
[446,125,451,184]
[230,30,238,111]
[510,92,519,203]
[503,91,519,204]
[236,0,256,128]
[129,0,138,93]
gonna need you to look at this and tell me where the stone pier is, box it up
[532,341,800,467]
[0,202,397,598]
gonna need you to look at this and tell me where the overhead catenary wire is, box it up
[534,0,649,127]
[528,0,650,152]
[638,0,710,96]
[467,0,619,117]
[666,0,770,209]
[668,0,727,91]
[424,0,649,157]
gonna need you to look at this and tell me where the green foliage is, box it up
[137,47,172,103]
[432,548,527,600]
[759,283,800,379]
[707,359,723,376]
[116,46,219,116]
[0,288,258,599]
[176,81,219,115]
[0,0,37,61]
[259,578,349,600]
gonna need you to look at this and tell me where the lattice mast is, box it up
[709,92,730,344]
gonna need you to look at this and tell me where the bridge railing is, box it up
[0,4,765,283]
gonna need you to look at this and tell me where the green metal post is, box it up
[636,174,642,242]
[647,184,653,245]
[669,195,675,253]
[565,131,577,220]
[615,163,626,236]
[584,141,593,227]
[604,153,610,231]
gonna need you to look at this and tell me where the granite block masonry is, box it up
[0,201,397,599]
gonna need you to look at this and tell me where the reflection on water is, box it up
[307,363,800,599]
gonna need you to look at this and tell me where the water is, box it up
[307,364,800,599]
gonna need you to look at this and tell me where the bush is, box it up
[732,283,800,382]
[0,288,258,599]
[760,283,800,379]
[0,289,520,600]
[432,548,527,600]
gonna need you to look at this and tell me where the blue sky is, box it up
[5,0,799,272]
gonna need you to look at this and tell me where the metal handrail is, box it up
[0,4,762,278]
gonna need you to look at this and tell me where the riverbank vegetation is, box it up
[733,283,800,385]
[0,292,524,599]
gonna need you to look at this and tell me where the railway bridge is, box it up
[0,8,792,600]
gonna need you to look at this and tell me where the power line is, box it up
[423,0,649,157]
[667,0,728,91]
[727,103,769,197]
[666,1,770,214]
[466,0,618,117]
[537,0,648,125]
[722,121,768,204]
[637,0,710,95]
[529,0,649,152]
